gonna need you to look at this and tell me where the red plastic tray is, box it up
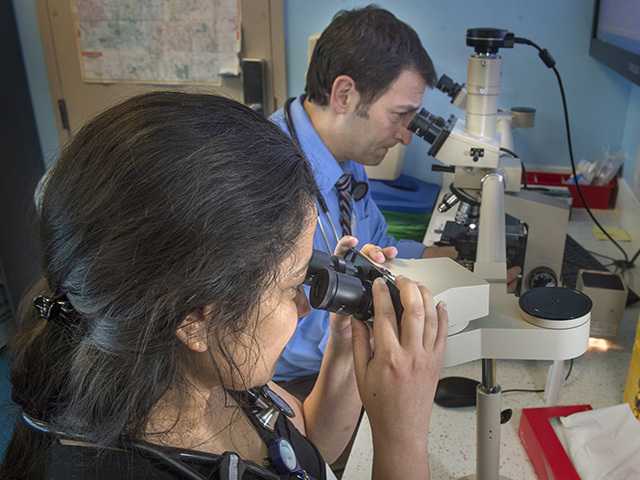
[519,404,593,480]
[525,171,617,209]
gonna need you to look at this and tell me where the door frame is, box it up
[36,0,287,142]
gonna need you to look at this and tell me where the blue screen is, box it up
[597,0,640,55]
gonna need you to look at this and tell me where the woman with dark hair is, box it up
[1,92,447,480]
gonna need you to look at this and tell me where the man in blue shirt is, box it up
[270,6,456,397]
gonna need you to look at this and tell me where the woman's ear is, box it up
[176,310,209,353]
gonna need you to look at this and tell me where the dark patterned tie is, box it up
[335,173,353,237]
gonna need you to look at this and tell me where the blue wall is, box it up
[11,0,640,187]
[284,0,634,185]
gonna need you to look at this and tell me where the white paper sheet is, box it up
[560,403,640,480]
[72,0,240,85]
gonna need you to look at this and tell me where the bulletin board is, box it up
[72,0,241,85]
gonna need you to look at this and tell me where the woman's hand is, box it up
[351,277,448,479]
[329,237,399,341]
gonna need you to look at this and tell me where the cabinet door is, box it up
[38,0,286,142]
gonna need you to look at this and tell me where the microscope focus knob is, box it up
[526,266,558,289]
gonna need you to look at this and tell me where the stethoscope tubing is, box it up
[284,97,343,252]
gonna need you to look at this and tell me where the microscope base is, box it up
[443,284,590,367]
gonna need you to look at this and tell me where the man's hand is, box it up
[423,245,458,259]
[360,243,398,264]
[329,238,400,340]
[334,235,359,257]
[507,266,521,293]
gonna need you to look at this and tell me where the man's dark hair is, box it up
[305,5,437,109]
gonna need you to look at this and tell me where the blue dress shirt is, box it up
[270,96,426,380]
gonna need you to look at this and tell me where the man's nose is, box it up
[397,127,413,145]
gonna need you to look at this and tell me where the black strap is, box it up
[23,413,283,480]
[226,389,325,480]
[227,390,281,447]
[218,452,246,480]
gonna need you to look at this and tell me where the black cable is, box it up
[520,160,528,189]
[450,183,480,206]
[551,67,630,265]
[502,358,575,396]
[502,388,544,394]
[564,358,574,381]
[514,36,634,270]
[587,249,617,261]
[500,147,528,189]
[499,147,519,159]
[130,441,207,480]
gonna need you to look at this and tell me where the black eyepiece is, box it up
[304,248,403,322]
[436,74,464,102]
[309,269,367,316]
[408,109,457,158]
[408,109,446,144]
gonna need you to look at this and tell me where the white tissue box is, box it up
[519,404,592,480]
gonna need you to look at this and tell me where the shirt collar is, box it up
[290,96,344,193]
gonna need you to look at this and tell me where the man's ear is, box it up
[176,309,209,353]
[329,75,360,114]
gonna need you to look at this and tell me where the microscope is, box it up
[382,29,592,480]
[414,33,572,296]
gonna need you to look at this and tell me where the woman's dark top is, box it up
[43,388,327,480]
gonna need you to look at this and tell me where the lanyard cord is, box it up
[315,192,340,250]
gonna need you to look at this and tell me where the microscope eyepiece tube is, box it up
[436,74,464,103]
[407,108,445,144]
[465,55,502,139]
[408,109,457,158]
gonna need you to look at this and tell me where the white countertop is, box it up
[343,187,640,479]
[344,349,631,480]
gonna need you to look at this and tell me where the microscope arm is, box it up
[474,172,508,284]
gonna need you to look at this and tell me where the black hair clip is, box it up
[33,294,74,324]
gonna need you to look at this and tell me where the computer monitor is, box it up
[590,0,640,86]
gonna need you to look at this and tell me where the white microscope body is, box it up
[388,29,591,480]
